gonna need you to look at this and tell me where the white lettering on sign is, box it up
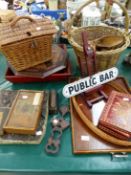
[63,67,118,98]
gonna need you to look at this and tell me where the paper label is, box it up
[92,100,106,126]
[22,95,28,99]
[33,93,41,106]
[36,131,42,136]
[81,135,90,141]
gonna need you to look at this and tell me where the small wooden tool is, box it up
[49,90,58,114]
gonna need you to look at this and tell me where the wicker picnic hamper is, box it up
[68,0,130,73]
[0,16,57,71]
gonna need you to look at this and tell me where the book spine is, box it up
[99,120,131,138]
[100,91,131,122]
[98,124,130,140]
[99,90,131,136]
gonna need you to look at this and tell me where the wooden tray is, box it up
[71,101,131,154]
[4,90,44,135]
[71,77,131,149]
[0,91,49,144]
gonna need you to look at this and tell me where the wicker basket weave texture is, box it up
[71,26,129,71]
[0,16,57,71]
[0,10,16,23]
[68,0,130,73]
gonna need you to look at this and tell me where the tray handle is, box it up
[111,152,128,160]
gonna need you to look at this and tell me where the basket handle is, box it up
[68,0,129,34]
[10,16,36,28]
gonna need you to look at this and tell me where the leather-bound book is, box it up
[98,90,131,140]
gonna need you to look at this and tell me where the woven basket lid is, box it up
[0,16,57,46]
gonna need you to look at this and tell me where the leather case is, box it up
[98,90,131,140]
[3,90,44,135]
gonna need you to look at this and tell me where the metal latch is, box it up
[31,40,38,49]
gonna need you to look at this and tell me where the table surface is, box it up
[0,47,131,175]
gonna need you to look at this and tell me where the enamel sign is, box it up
[63,67,119,98]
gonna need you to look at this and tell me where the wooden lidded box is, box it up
[0,16,57,71]
[3,90,44,135]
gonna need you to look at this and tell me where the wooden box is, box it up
[3,90,44,135]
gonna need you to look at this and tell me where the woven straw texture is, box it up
[0,16,57,71]
[68,0,130,72]
[0,10,16,23]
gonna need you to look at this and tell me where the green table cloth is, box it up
[0,47,131,175]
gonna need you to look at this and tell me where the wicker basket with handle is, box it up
[68,0,130,73]
[0,16,57,71]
